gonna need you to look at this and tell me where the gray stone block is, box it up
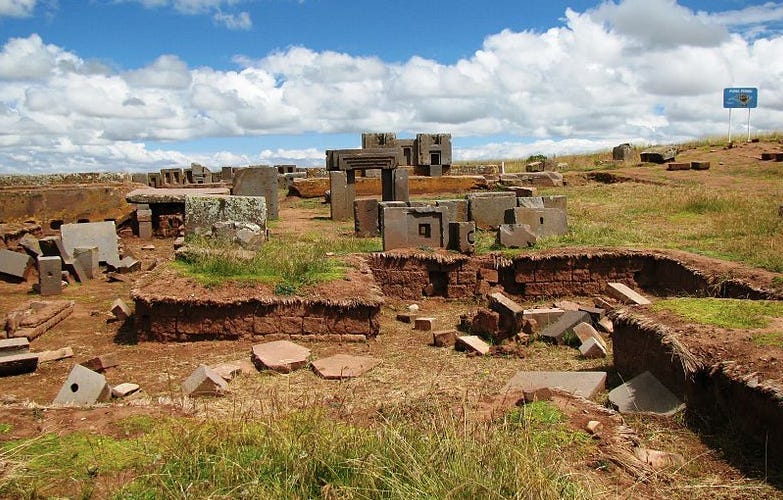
[608,371,684,415]
[53,364,112,405]
[508,207,568,238]
[73,246,99,279]
[37,256,62,296]
[381,206,448,251]
[354,198,380,237]
[467,192,517,230]
[435,199,469,223]
[231,166,279,219]
[329,170,354,222]
[18,234,42,257]
[0,249,32,280]
[60,221,119,264]
[613,143,633,161]
[540,310,590,344]
[504,371,606,399]
[0,337,30,356]
[447,221,475,254]
[497,224,537,248]
[138,220,153,240]
[516,197,544,209]
[393,168,410,202]
[184,195,267,236]
[182,365,228,397]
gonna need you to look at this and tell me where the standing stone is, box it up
[329,171,354,221]
[37,256,62,296]
[137,208,153,240]
[612,143,633,162]
[435,199,469,223]
[354,198,380,237]
[231,166,279,219]
[73,246,99,279]
[393,168,410,202]
[447,221,475,254]
[507,208,568,238]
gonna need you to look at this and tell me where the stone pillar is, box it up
[73,247,99,279]
[381,169,394,202]
[136,206,153,240]
[329,171,355,221]
[354,198,380,237]
[393,168,410,202]
[38,256,62,296]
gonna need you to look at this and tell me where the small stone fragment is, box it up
[110,299,132,321]
[455,335,490,355]
[414,317,435,331]
[432,330,457,348]
[586,420,603,436]
[111,383,140,398]
[579,338,607,358]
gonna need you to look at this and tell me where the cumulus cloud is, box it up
[213,10,251,30]
[0,0,36,18]
[1,0,783,172]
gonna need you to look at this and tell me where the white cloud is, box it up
[213,10,251,30]
[0,0,36,18]
[125,0,252,29]
[2,0,783,173]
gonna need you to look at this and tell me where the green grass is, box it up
[751,332,783,347]
[0,407,594,499]
[651,298,783,329]
[174,232,380,291]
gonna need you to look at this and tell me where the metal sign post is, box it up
[723,87,758,142]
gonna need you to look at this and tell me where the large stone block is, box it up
[231,166,279,219]
[53,364,112,405]
[73,246,99,279]
[612,143,633,161]
[467,192,516,230]
[435,199,469,222]
[507,207,568,238]
[60,221,119,264]
[447,221,475,254]
[393,168,410,202]
[329,171,355,221]
[354,198,380,237]
[184,195,267,236]
[0,249,32,280]
[497,224,537,248]
[37,256,62,296]
[381,206,449,251]
[252,340,311,373]
[608,371,683,415]
[504,371,606,400]
[540,310,590,344]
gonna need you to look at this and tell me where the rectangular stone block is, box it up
[447,221,475,254]
[0,249,32,280]
[184,194,267,236]
[504,371,606,400]
[497,224,537,248]
[138,221,153,240]
[353,198,380,237]
[467,192,516,230]
[606,282,651,305]
[60,221,119,264]
[435,199,469,223]
[381,206,448,251]
[329,170,354,221]
[540,310,590,344]
[37,256,62,296]
[72,246,98,279]
[508,207,568,238]
[231,165,279,219]
[0,352,39,376]
[393,168,410,202]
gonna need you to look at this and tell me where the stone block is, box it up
[578,305,605,321]
[497,224,537,248]
[60,221,119,264]
[597,317,614,334]
[516,197,544,209]
[312,354,381,379]
[138,221,153,240]
[606,282,651,305]
[182,365,228,397]
[414,317,436,331]
[447,221,475,254]
[640,149,676,164]
[53,364,112,405]
[0,352,39,377]
[0,249,32,280]
[184,194,267,236]
[504,371,606,399]
[540,310,590,344]
[81,353,119,372]
[471,308,500,337]
[666,162,690,171]
[18,234,42,257]
[118,256,141,273]
[111,298,132,321]
[73,246,99,279]
[455,335,490,355]
[573,322,607,350]
[211,362,243,381]
[353,198,380,237]
[393,168,410,202]
[541,195,567,210]
[37,346,74,363]
[381,206,448,251]
[579,338,607,358]
[525,161,544,172]
[509,186,537,197]
[467,192,516,230]
[37,256,62,296]
[522,308,565,328]
[0,338,30,356]
[252,340,311,373]
[488,292,525,339]
[231,166,279,219]
[613,143,633,161]
[329,171,354,221]
[508,207,568,238]
[5,300,74,340]
[112,383,141,398]
[433,330,457,347]
[427,164,443,177]
[608,371,684,415]
[395,313,417,323]
[435,199,469,223]
[690,161,710,170]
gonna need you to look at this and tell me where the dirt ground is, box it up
[1,143,782,497]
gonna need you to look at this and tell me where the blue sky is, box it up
[0,0,782,173]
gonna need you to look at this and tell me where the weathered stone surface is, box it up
[18,234,42,257]
[231,166,279,219]
[435,199,469,223]
[60,221,119,264]
[5,300,74,340]
[608,371,684,415]
[540,310,590,344]
[579,305,605,321]
[690,161,710,170]
[414,317,435,331]
[112,383,141,398]
[126,187,230,204]
[467,192,516,230]
[613,143,633,161]
[0,249,32,280]
[53,364,112,405]
[0,338,30,356]
[579,338,607,358]
[73,246,99,279]
[606,282,651,305]
[488,292,525,339]
[504,371,606,399]
[211,362,243,381]
[182,365,228,397]
[507,207,567,238]
[329,171,354,221]
[311,354,381,379]
[522,308,565,329]
[81,353,119,372]
[640,149,676,164]
[395,313,417,323]
[354,198,380,237]
[447,221,475,254]
[184,195,267,237]
[433,329,457,347]
[455,335,490,355]
[0,352,38,377]
[516,197,544,208]
[251,340,311,373]
[573,322,607,351]
[666,162,690,171]
[36,346,74,363]
[38,256,62,296]
[111,298,132,320]
[470,309,500,338]
[118,256,141,273]
[597,317,614,334]
[497,224,537,248]
[381,206,448,251]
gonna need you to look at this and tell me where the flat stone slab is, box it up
[311,354,381,379]
[60,221,119,264]
[111,383,140,398]
[606,282,652,305]
[540,310,590,344]
[608,371,684,416]
[4,300,75,340]
[252,340,311,373]
[126,187,230,204]
[0,352,39,377]
[503,371,606,400]
[53,364,112,405]
[0,249,32,279]
[455,335,491,355]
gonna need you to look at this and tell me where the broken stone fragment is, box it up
[111,298,132,321]
[111,383,140,398]
[311,354,381,379]
[395,312,417,324]
[81,353,119,372]
[586,420,603,436]
[211,362,243,381]
[606,282,651,306]
[579,337,607,359]
[182,365,228,397]
[455,335,490,355]
[432,329,457,348]
[251,340,310,373]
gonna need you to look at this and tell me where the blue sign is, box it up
[723,87,758,108]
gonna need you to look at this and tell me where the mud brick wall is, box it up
[368,255,479,300]
[134,300,380,342]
